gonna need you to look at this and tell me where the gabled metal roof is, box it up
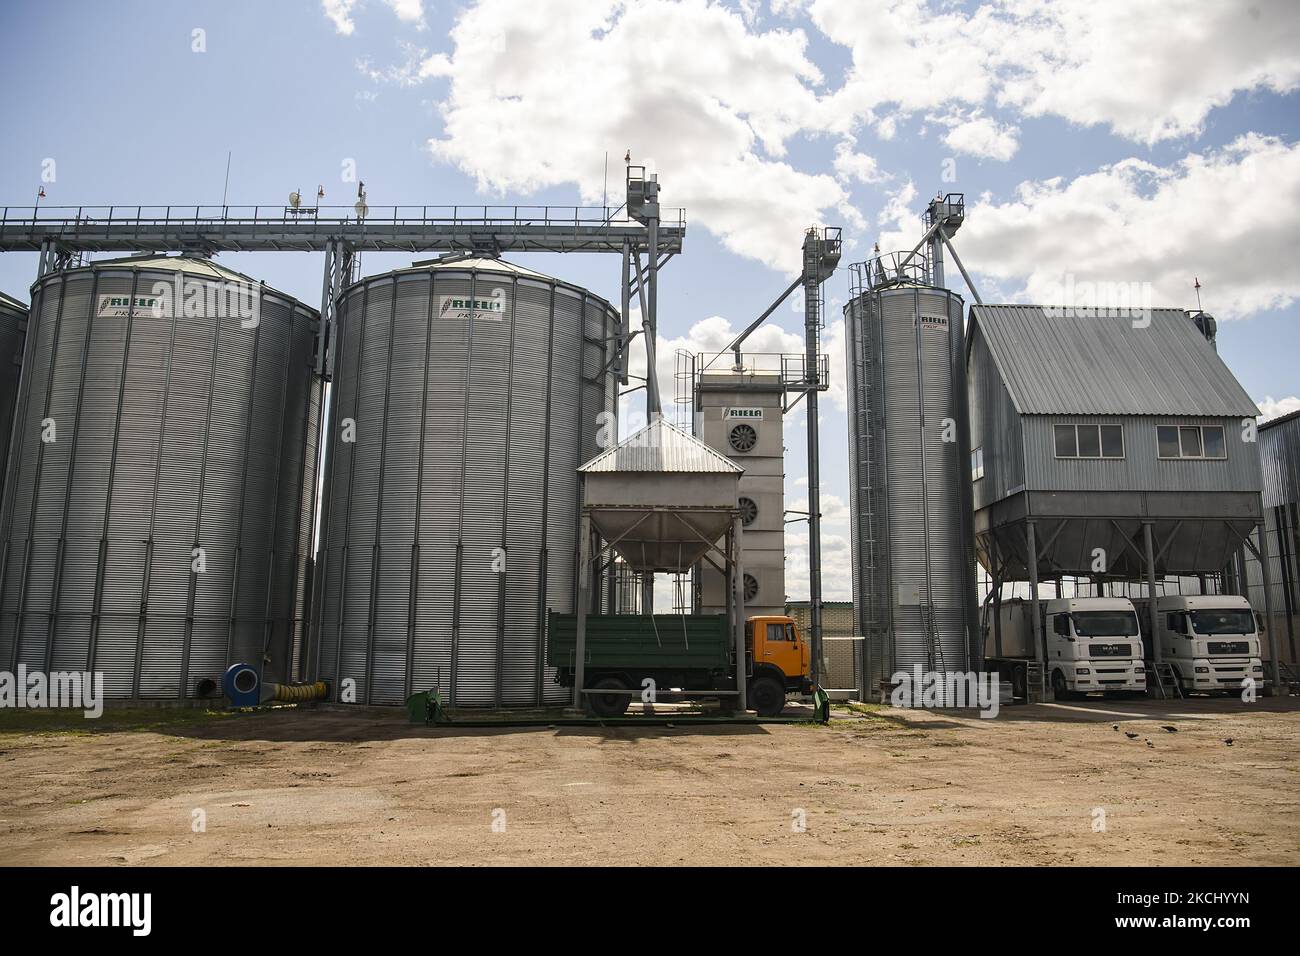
[0,289,26,312]
[969,304,1258,417]
[579,418,743,474]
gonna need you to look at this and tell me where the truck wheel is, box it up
[587,677,631,718]
[750,676,786,718]
[1051,670,1074,701]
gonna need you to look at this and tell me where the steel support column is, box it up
[1244,529,1283,691]
[1026,520,1046,698]
[732,514,747,712]
[1143,521,1162,666]
[571,509,593,711]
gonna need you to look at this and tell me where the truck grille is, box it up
[1088,643,1133,658]
[1208,641,1249,655]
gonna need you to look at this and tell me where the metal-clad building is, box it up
[845,274,978,691]
[0,255,322,697]
[1244,408,1300,663]
[313,256,618,707]
[968,305,1263,586]
[0,291,26,508]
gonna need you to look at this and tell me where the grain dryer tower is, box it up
[0,255,322,698]
[845,206,979,694]
[313,255,618,707]
[693,369,786,618]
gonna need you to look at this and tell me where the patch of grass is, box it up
[837,701,886,717]
[0,707,244,737]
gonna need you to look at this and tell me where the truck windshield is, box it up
[1189,610,1254,635]
[1072,611,1139,637]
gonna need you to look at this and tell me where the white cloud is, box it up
[940,111,1019,162]
[421,0,845,272]
[357,42,430,86]
[880,135,1300,320]
[1258,395,1300,422]
[809,0,1300,145]
[332,0,1300,317]
[832,138,887,184]
[324,0,424,35]
[384,0,424,26]
[322,0,359,35]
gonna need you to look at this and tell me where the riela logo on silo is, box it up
[438,290,508,322]
[96,294,162,317]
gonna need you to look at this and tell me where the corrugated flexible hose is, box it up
[266,681,330,703]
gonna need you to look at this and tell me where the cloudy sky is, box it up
[2,0,1298,603]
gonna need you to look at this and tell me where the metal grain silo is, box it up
[0,291,26,507]
[0,255,322,698]
[313,256,618,707]
[845,259,978,693]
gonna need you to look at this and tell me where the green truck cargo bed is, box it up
[547,612,732,672]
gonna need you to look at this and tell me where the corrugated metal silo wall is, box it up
[313,266,616,706]
[846,285,978,690]
[0,297,26,510]
[0,264,322,697]
[1243,415,1300,663]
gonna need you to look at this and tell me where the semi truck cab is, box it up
[985,596,1146,699]
[1042,598,1147,698]
[1140,595,1264,694]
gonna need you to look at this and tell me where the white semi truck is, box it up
[1133,594,1264,695]
[984,597,1147,700]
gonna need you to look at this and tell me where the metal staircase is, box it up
[1147,661,1183,699]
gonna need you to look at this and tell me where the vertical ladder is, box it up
[851,299,881,689]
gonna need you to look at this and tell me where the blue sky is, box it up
[2,0,1298,601]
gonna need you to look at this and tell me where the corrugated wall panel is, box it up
[1020,416,1262,493]
[0,262,321,697]
[316,263,612,707]
[846,286,978,688]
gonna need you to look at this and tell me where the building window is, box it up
[1054,423,1124,459]
[1157,424,1226,460]
[971,447,984,481]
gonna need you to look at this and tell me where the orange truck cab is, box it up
[745,615,815,715]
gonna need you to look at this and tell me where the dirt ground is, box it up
[1,696,1297,866]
